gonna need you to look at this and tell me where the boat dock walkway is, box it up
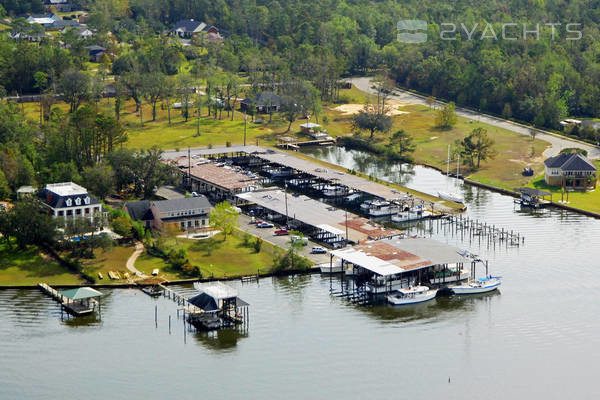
[158,284,203,315]
[38,283,98,316]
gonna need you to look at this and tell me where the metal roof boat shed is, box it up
[331,237,471,274]
[237,189,400,245]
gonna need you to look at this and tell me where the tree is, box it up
[426,96,435,110]
[111,216,133,238]
[34,71,48,124]
[352,103,393,139]
[389,130,416,160]
[178,75,194,122]
[458,127,497,168]
[530,128,538,141]
[4,199,58,249]
[287,230,305,270]
[61,70,90,113]
[435,102,457,129]
[209,201,239,241]
[82,164,115,200]
[143,72,165,121]
[162,76,176,126]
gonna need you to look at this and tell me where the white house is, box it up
[39,182,102,219]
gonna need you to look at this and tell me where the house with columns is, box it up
[39,182,102,219]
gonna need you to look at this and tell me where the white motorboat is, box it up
[387,286,438,305]
[438,191,464,204]
[391,207,431,223]
[319,261,343,274]
[449,276,501,295]
[429,265,470,285]
[360,200,398,217]
[322,185,348,197]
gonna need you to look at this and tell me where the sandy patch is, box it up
[333,103,411,116]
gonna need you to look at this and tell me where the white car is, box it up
[311,246,327,254]
[257,222,274,228]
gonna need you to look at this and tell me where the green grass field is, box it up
[0,243,83,286]
[135,231,280,280]
[79,245,136,284]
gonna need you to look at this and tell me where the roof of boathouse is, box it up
[330,237,471,277]
[237,189,401,242]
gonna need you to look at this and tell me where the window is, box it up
[58,210,64,216]
[85,208,90,214]
[75,197,81,206]
[180,221,185,228]
[84,196,90,205]
[66,198,72,207]
[195,220,199,227]
[76,209,81,215]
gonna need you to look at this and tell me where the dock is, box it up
[38,283,101,316]
[158,284,249,331]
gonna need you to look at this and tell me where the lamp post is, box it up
[244,110,247,146]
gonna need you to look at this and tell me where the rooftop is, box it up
[173,159,260,191]
[544,153,596,171]
[237,189,400,242]
[154,196,211,214]
[331,237,471,276]
[45,182,88,197]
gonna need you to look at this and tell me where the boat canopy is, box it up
[59,287,103,300]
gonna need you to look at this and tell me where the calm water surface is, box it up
[2,146,600,399]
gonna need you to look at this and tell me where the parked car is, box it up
[290,235,308,246]
[250,216,256,224]
[274,229,289,236]
[257,222,274,228]
[191,191,199,197]
[311,246,327,254]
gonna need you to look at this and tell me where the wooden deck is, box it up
[38,283,98,316]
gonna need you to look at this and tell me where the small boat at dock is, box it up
[141,285,163,297]
[449,276,501,295]
[360,200,398,217]
[387,286,438,305]
[437,191,464,204]
[319,261,343,274]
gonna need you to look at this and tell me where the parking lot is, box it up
[237,214,330,265]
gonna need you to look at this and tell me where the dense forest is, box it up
[2,0,600,134]
[1,0,600,200]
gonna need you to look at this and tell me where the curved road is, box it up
[351,77,600,159]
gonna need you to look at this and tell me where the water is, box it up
[2,146,600,399]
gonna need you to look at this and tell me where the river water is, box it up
[2,146,600,399]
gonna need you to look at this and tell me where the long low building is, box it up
[169,156,260,203]
[237,189,401,246]
[164,145,458,212]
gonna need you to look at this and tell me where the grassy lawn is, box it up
[79,245,136,284]
[0,243,83,286]
[135,231,280,280]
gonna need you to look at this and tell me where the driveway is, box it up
[237,214,331,265]
[350,77,600,159]
[156,185,187,200]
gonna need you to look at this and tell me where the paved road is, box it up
[237,214,330,265]
[351,77,600,160]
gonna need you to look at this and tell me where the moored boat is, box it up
[437,191,464,204]
[449,276,501,295]
[360,200,398,217]
[386,286,438,305]
[429,266,470,285]
[319,261,343,274]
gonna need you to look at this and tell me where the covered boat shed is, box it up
[237,188,401,247]
[329,237,477,295]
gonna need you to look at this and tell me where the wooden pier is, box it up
[439,215,524,246]
[38,283,99,316]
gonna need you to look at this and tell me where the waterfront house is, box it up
[544,153,597,189]
[38,182,102,219]
[124,196,212,231]
[240,92,282,114]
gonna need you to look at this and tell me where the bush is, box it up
[252,237,263,253]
